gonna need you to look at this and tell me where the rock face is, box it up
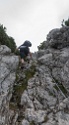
[20,26,69,125]
[0,45,19,125]
[0,26,69,125]
[46,26,69,90]
[45,26,69,49]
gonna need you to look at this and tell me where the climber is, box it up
[17,40,32,69]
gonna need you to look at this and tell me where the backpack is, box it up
[23,40,32,47]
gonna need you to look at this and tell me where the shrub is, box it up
[38,41,46,50]
[61,18,69,26]
[0,24,16,52]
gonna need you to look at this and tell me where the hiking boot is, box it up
[20,63,26,70]
[21,65,24,69]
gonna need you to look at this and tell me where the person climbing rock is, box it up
[17,40,32,69]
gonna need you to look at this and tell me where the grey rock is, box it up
[0,45,11,54]
[1,26,69,125]
[56,111,69,125]
[25,108,46,123]
[21,119,29,125]
[0,45,19,125]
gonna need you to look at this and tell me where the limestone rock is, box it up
[1,26,69,125]
[0,45,19,125]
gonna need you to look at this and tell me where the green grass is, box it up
[54,82,68,98]
[10,63,36,109]
[9,102,18,110]
[58,84,67,94]
[30,121,35,125]
[54,85,59,91]
[44,115,49,122]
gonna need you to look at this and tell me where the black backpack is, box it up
[23,40,32,47]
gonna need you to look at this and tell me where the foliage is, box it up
[0,24,16,52]
[15,49,20,55]
[10,64,36,108]
[30,121,35,125]
[8,37,16,52]
[38,41,46,50]
[61,18,69,26]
